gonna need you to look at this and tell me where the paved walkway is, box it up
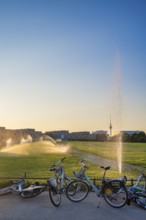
[0,192,146,220]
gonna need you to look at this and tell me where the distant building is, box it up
[68,131,91,141]
[45,130,69,140]
[0,127,43,147]
[121,130,142,135]
[92,130,108,141]
[46,130,108,141]
[92,130,108,135]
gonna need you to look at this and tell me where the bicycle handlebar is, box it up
[50,157,66,169]
[80,159,89,169]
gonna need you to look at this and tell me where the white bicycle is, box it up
[0,179,27,196]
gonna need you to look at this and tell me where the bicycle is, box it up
[47,157,73,207]
[66,159,128,208]
[19,181,46,198]
[0,178,47,198]
[0,178,27,196]
[127,172,146,209]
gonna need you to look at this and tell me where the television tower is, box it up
[109,116,112,137]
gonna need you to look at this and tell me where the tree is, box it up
[122,133,131,142]
[130,131,146,143]
[130,133,138,142]
[136,132,146,143]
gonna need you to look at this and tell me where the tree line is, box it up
[110,131,146,143]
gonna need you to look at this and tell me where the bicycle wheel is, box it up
[20,188,44,198]
[104,186,128,208]
[66,180,89,202]
[49,185,61,207]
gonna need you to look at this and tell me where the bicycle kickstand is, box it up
[97,196,102,208]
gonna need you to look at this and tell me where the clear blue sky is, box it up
[0,0,146,133]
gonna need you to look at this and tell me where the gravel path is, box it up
[71,148,144,174]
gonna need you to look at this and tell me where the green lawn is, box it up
[0,141,78,178]
[0,141,146,186]
[69,141,146,167]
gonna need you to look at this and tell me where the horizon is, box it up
[1,125,146,135]
[0,0,146,133]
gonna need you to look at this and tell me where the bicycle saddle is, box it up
[100,166,111,170]
[50,167,56,171]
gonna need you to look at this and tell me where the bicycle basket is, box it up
[49,178,57,188]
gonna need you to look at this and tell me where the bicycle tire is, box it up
[49,185,61,207]
[66,180,89,202]
[20,188,44,198]
[104,185,128,208]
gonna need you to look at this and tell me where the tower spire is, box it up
[109,116,112,137]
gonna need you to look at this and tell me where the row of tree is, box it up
[111,131,146,143]
[122,131,146,143]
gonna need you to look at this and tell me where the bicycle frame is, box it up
[78,160,126,197]
[128,173,146,200]
[48,157,72,192]
[83,174,100,195]
[0,179,27,195]
[56,167,73,192]
[61,171,72,188]
[134,174,146,192]
[77,160,108,196]
[66,160,128,208]
[127,173,146,208]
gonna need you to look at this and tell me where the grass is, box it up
[0,141,146,186]
[69,141,146,167]
[0,141,77,178]
[68,141,146,180]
